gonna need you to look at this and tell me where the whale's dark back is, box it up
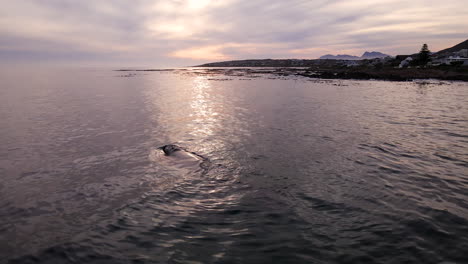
[160,144,181,156]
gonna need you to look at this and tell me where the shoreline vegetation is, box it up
[299,66,468,82]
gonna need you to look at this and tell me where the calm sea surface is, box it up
[1,68,467,264]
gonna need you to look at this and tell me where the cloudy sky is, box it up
[0,0,466,67]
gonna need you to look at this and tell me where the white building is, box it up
[446,56,468,64]
[457,49,468,57]
[399,57,413,68]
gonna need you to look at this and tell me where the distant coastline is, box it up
[190,40,468,82]
[187,59,468,82]
[116,40,468,82]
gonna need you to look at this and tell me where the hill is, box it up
[361,51,390,59]
[320,51,389,60]
[319,54,360,60]
[197,59,325,67]
[436,39,468,55]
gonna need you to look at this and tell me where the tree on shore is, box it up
[418,43,431,65]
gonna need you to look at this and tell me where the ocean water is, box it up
[1,67,467,264]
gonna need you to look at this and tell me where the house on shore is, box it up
[399,57,413,68]
[432,48,468,65]
[445,56,468,64]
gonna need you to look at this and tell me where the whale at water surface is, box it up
[156,145,208,170]
[159,144,182,156]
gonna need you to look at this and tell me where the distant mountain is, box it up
[195,59,351,67]
[436,39,468,55]
[195,51,391,67]
[196,59,320,67]
[361,51,390,59]
[320,51,390,60]
[319,54,360,60]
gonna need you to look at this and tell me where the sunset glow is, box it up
[0,0,466,66]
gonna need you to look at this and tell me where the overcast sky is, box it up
[0,0,467,67]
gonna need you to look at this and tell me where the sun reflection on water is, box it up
[187,76,224,153]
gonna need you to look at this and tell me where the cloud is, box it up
[0,0,467,66]
[170,42,290,61]
[170,45,231,61]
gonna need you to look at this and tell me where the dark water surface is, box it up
[1,68,467,263]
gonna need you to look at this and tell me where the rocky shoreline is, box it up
[117,67,468,82]
[298,67,468,82]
